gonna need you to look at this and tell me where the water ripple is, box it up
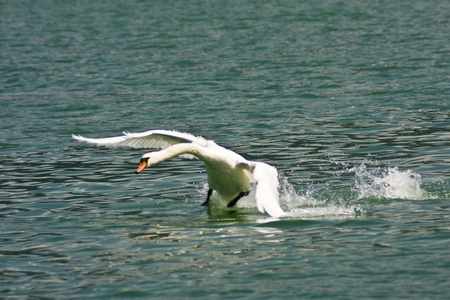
[1,0,449,298]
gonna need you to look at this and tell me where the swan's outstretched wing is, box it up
[72,130,208,149]
[253,162,285,218]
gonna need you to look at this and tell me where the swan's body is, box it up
[72,130,285,217]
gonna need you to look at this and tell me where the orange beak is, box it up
[135,158,148,174]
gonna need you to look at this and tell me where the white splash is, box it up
[279,176,363,219]
[351,164,425,200]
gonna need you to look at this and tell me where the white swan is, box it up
[72,130,285,218]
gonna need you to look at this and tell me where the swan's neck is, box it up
[147,143,203,166]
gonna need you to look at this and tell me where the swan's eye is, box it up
[140,157,149,163]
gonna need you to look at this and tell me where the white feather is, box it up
[253,162,285,218]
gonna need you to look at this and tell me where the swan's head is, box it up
[135,153,152,174]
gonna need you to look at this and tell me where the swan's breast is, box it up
[204,160,253,199]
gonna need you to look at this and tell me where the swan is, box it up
[72,130,285,218]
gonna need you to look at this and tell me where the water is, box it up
[1,0,449,298]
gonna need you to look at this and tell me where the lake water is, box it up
[1,0,449,299]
